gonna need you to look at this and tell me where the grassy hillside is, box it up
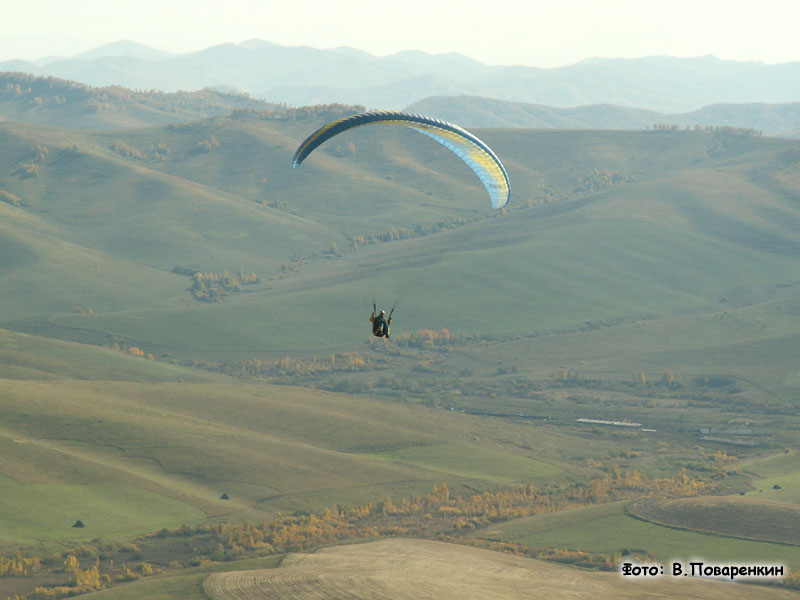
[428,298,800,393]
[0,204,189,322]
[407,95,800,137]
[479,502,800,569]
[0,361,608,548]
[6,71,799,136]
[42,212,799,358]
[201,538,799,600]
[0,119,333,274]
[3,114,799,360]
[48,539,796,600]
[407,95,665,129]
[628,496,800,545]
[0,72,280,129]
[1,554,284,600]
[0,475,206,546]
[0,327,222,381]
[743,453,800,503]
[122,559,290,600]
[4,107,800,597]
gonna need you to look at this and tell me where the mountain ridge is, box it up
[3,40,798,113]
[2,72,799,137]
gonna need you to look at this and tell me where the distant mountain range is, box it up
[3,40,800,114]
[407,96,800,138]
[2,72,798,138]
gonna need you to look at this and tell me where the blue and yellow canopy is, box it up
[292,111,510,209]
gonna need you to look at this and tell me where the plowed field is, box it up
[203,538,798,600]
[629,496,800,545]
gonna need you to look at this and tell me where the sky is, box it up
[2,0,799,67]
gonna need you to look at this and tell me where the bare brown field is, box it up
[203,538,798,600]
[629,496,800,545]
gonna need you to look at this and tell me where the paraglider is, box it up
[370,304,393,339]
[292,111,510,209]
[292,110,511,339]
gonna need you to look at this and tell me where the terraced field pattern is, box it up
[203,538,800,600]
[629,496,800,545]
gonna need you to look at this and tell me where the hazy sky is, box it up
[2,0,798,67]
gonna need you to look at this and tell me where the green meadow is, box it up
[2,97,800,598]
[0,328,222,381]
[363,442,562,484]
[435,297,800,383]
[0,475,205,545]
[744,453,800,503]
[478,502,800,569]
[0,355,593,546]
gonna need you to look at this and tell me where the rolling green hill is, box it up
[2,113,799,359]
[3,112,800,440]
[478,501,800,569]
[0,327,222,381]
[4,104,800,597]
[628,496,800,545]
[406,95,800,137]
[0,356,595,547]
[0,72,281,129]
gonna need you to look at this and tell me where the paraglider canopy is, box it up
[292,111,510,209]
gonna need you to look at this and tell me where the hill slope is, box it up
[406,95,800,137]
[629,496,800,545]
[203,538,799,600]
[2,113,800,357]
[0,371,580,545]
[0,72,281,129]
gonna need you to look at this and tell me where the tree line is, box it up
[0,190,22,206]
[196,351,380,378]
[0,72,273,119]
[231,103,367,123]
[652,123,761,136]
[16,468,800,597]
[184,268,260,302]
